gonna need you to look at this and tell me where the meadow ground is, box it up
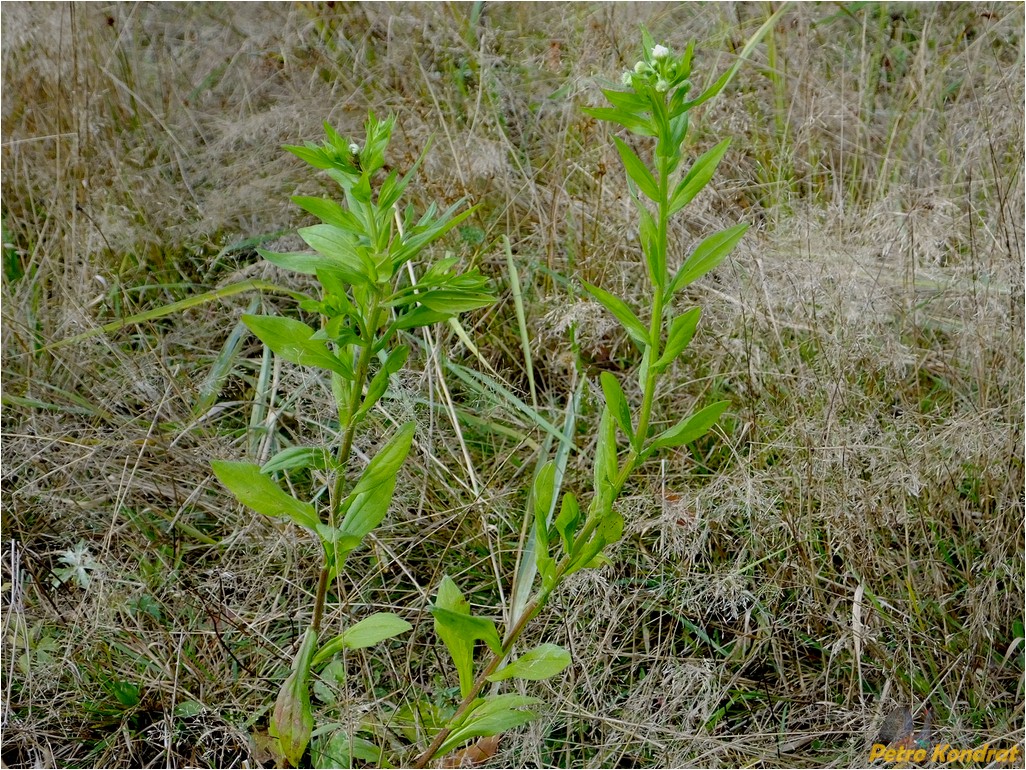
[2,3,1023,767]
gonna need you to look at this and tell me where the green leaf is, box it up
[435,695,542,758]
[612,136,660,201]
[639,206,663,289]
[110,680,140,708]
[430,607,503,657]
[582,106,657,137]
[284,143,334,170]
[486,644,571,682]
[553,492,580,556]
[211,460,318,532]
[681,5,788,112]
[291,196,362,234]
[668,223,748,296]
[582,281,649,350]
[593,405,618,495]
[312,612,412,666]
[390,201,478,269]
[397,287,495,313]
[338,422,415,539]
[600,372,633,441]
[533,462,557,533]
[392,305,452,331]
[311,731,386,769]
[255,248,325,276]
[532,463,557,587]
[300,223,377,287]
[566,503,623,578]
[352,345,409,422]
[261,447,333,474]
[271,626,317,767]
[600,87,651,114]
[243,314,352,378]
[654,307,702,371]
[433,577,475,699]
[668,139,731,215]
[648,400,730,454]
[172,700,203,718]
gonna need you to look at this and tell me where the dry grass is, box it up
[2,3,1023,768]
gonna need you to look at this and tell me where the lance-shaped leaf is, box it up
[653,307,702,372]
[300,223,378,287]
[291,195,363,235]
[338,422,415,539]
[310,731,384,770]
[600,372,633,441]
[352,345,409,423]
[211,460,318,532]
[486,644,571,682]
[432,577,474,698]
[639,206,664,289]
[566,504,624,578]
[430,577,504,698]
[532,463,557,588]
[668,139,731,215]
[612,136,660,202]
[600,87,652,114]
[430,608,503,656]
[435,695,543,759]
[378,139,430,210]
[581,105,656,137]
[582,282,649,351]
[312,612,412,667]
[260,447,333,474]
[593,405,618,495]
[668,223,749,296]
[390,200,478,268]
[271,626,317,767]
[646,400,730,456]
[243,315,352,378]
[553,492,581,557]
[255,248,327,277]
[680,5,788,112]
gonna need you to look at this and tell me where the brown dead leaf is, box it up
[441,735,501,768]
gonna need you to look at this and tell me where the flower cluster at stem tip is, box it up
[621,42,692,94]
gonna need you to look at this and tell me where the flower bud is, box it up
[651,44,671,60]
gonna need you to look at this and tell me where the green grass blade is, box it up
[444,362,564,444]
[44,279,306,351]
[503,235,537,409]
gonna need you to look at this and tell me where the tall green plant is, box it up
[210,113,495,766]
[407,29,764,768]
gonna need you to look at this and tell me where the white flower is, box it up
[621,71,633,86]
[634,60,649,75]
[349,143,361,155]
[652,44,671,60]
[655,78,670,93]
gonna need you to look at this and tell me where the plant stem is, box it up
[411,592,549,769]
[632,151,671,453]
[310,567,329,634]
[312,299,381,638]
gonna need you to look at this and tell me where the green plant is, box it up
[210,112,495,766]
[405,26,779,768]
